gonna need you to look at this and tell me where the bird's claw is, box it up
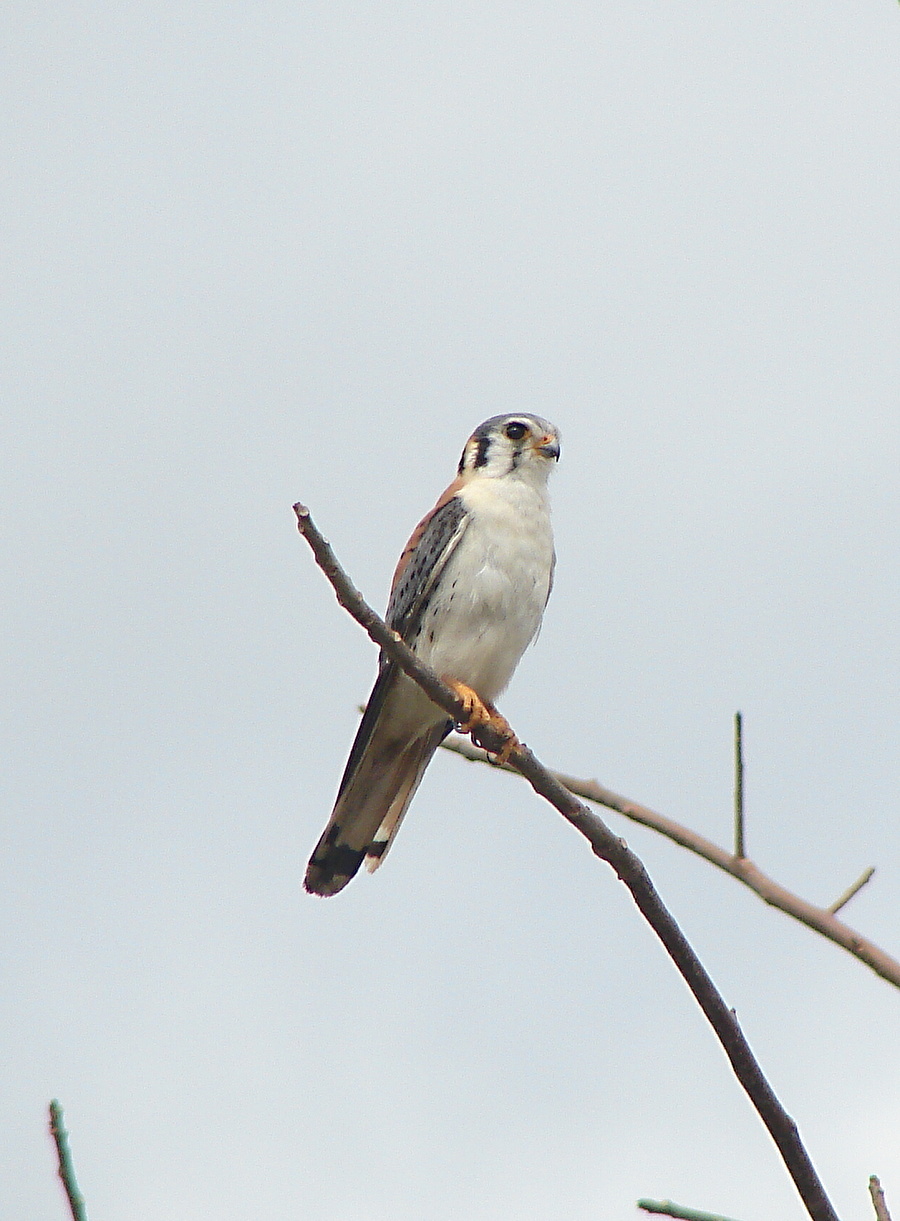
[445,679,520,764]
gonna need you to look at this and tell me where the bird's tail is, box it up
[304,721,448,897]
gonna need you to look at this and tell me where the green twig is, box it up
[49,1101,88,1221]
[638,1199,743,1221]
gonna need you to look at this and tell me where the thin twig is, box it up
[733,711,745,859]
[49,1101,88,1221]
[870,1175,893,1221]
[294,501,841,1221]
[828,868,876,915]
[638,1198,743,1221]
[439,734,900,990]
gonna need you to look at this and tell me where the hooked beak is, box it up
[534,433,560,461]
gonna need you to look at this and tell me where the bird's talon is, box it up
[491,735,519,766]
[445,679,491,734]
[448,682,519,763]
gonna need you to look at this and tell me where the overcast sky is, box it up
[2,2,899,1219]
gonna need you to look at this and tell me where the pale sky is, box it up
[2,2,899,1219]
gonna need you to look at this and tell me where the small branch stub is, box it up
[870,1175,893,1221]
[733,711,745,859]
[828,867,876,915]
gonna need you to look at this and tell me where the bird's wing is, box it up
[385,481,468,640]
[304,491,470,896]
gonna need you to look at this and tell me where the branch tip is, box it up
[48,1101,88,1221]
[869,1175,893,1221]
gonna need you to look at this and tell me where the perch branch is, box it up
[439,735,899,989]
[294,501,840,1221]
[48,1101,88,1221]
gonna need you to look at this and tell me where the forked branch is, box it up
[439,735,898,989]
[294,502,839,1221]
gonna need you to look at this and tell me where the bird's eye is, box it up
[504,421,529,441]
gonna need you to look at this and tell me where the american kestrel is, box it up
[305,413,560,896]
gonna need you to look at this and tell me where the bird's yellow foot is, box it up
[444,678,490,731]
[444,679,520,764]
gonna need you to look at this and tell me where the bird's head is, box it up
[457,414,561,482]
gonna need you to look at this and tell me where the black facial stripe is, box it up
[473,434,491,468]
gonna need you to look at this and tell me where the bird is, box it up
[304,413,560,896]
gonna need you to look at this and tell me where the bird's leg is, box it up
[444,679,520,764]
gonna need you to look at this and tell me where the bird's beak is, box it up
[534,434,560,461]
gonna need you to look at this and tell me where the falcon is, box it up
[304,413,560,896]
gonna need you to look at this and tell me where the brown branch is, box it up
[294,501,841,1221]
[439,734,900,990]
[870,1176,893,1221]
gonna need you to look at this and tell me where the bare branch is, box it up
[733,711,745,859]
[294,501,841,1221]
[48,1101,88,1221]
[638,1198,743,1221]
[440,734,900,990]
[870,1175,893,1221]
[828,868,876,915]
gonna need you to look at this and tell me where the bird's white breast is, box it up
[413,475,554,703]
